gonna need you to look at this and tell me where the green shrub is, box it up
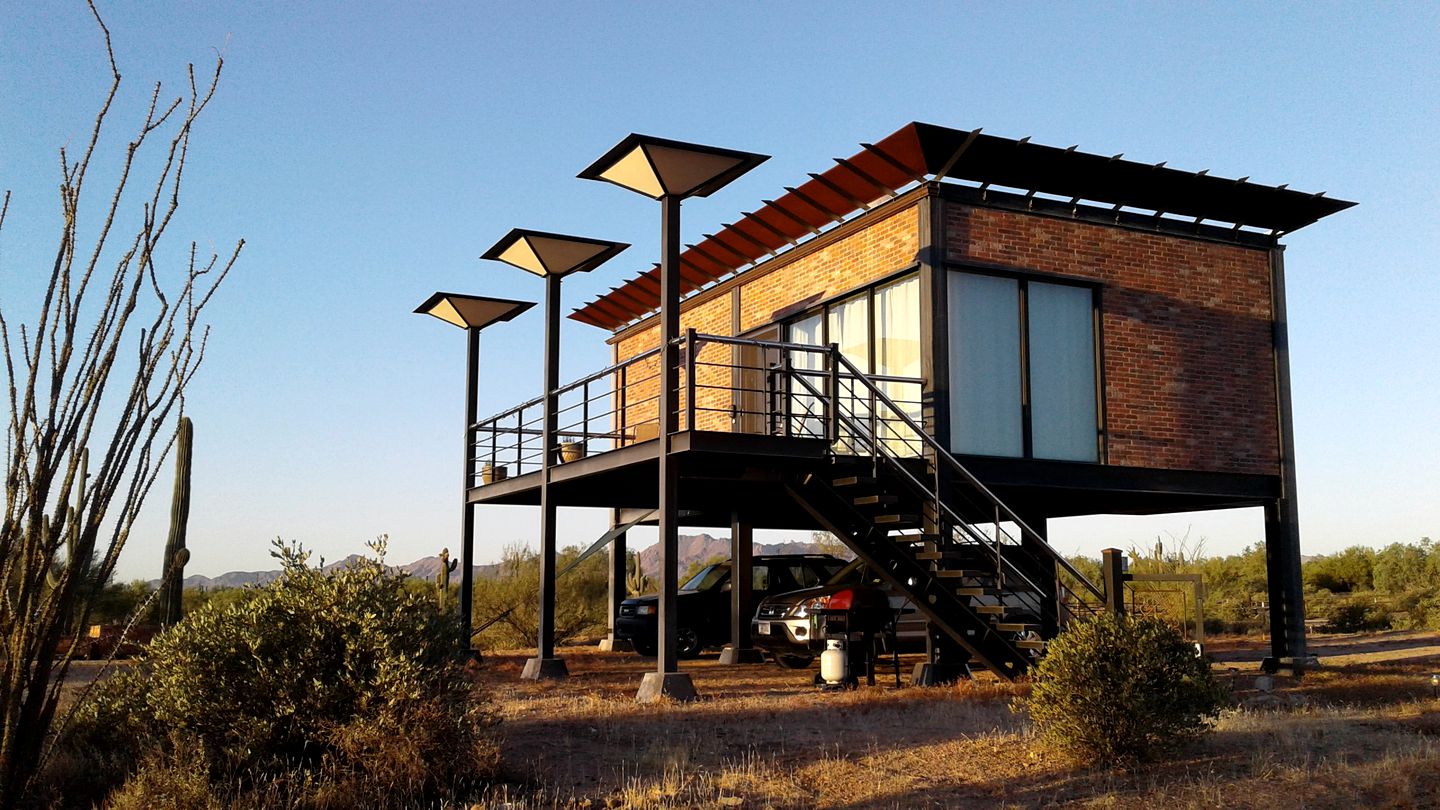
[472,542,608,649]
[46,538,499,808]
[1021,613,1228,763]
[1322,596,1392,632]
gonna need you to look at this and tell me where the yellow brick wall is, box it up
[611,203,921,437]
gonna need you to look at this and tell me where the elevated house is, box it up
[469,122,1352,680]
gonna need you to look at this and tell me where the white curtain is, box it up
[875,276,922,455]
[1028,281,1098,461]
[949,272,1023,457]
[787,314,824,437]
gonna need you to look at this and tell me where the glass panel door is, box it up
[875,275,922,455]
[949,273,1024,457]
[1028,282,1099,461]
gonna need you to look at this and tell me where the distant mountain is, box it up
[635,533,847,576]
[157,555,501,590]
[160,534,843,590]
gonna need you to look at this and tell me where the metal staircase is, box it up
[775,344,1107,680]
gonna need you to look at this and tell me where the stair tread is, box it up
[853,494,899,506]
[1016,639,1046,650]
[994,622,1038,632]
[832,476,878,487]
[873,514,919,525]
[975,605,1006,615]
[954,586,999,597]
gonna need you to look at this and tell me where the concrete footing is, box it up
[1261,655,1320,676]
[636,671,698,702]
[598,637,633,652]
[911,661,971,686]
[718,645,766,664]
[520,657,569,681]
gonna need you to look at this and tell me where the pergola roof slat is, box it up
[571,121,1354,331]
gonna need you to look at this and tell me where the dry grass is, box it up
[472,633,1440,809]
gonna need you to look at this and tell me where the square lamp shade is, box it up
[481,229,629,278]
[414,292,535,330]
[578,134,769,200]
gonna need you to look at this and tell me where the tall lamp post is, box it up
[579,134,767,701]
[482,228,628,681]
[414,292,536,658]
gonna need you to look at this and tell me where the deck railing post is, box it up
[827,344,840,443]
[685,328,697,432]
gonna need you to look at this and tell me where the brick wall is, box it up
[601,195,1278,477]
[612,203,921,436]
[947,204,1280,475]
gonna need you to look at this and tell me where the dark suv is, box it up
[616,554,846,658]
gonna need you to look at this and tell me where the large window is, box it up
[948,270,1099,462]
[785,274,922,453]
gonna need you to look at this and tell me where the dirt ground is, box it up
[474,632,1440,809]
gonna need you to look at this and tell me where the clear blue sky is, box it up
[2,2,1435,580]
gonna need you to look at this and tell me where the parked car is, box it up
[751,558,929,668]
[616,554,846,658]
[752,558,1045,668]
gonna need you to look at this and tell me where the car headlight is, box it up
[635,605,655,616]
[788,596,828,618]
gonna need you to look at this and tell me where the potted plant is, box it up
[558,439,585,464]
[480,464,508,484]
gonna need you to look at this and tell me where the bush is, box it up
[472,542,608,649]
[1322,596,1392,632]
[45,538,499,808]
[1021,613,1228,763]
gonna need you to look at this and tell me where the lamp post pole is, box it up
[461,325,480,654]
[575,134,767,701]
[537,272,562,666]
[481,228,628,681]
[656,194,682,676]
[414,291,535,660]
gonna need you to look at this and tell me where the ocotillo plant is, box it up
[45,450,95,635]
[435,548,459,612]
[158,417,193,626]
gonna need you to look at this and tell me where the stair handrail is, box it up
[785,342,1106,606]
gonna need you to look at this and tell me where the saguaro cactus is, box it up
[625,550,652,597]
[158,417,193,626]
[436,548,459,612]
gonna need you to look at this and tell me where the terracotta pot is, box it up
[481,464,508,484]
[558,443,585,463]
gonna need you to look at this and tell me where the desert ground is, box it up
[474,632,1440,809]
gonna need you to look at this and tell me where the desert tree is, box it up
[0,3,240,802]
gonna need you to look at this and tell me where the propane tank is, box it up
[820,637,848,684]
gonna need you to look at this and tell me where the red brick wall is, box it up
[947,204,1280,475]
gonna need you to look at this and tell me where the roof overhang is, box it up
[571,121,1355,332]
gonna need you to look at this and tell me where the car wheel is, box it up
[677,626,703,659]
[774,654,815,670]
[631,637,657,657]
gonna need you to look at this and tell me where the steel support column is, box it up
[1018,514,1059,638]
[600,508,630,652]
[639,195,697,701]
[522,273,568,680]
[1262,245,1310,674]
[459,327,479,658]
[720,512,764,664]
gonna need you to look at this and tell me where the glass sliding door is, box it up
[1028,282,1099,461]
[787,313,824,437]
[826,294,870,452]
[947,270,1100,461]
[948,273,1024,457]
[875,275,922,455]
